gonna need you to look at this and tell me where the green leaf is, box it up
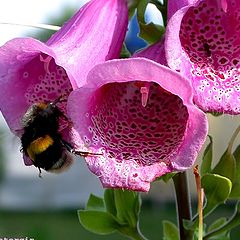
[78,210,120,235]
[120,43,131,58]
[208,218,227,232]
[210,112,223,117]
[136,0,165,44]
[234,144,240,160]
[207,235,230,240]
[229,145,240,199]
[203,202,240,240]
[128,0,141,19]
[114,189,141,227]
[138,22,165,44]
[207,218,230,240]
[136,0,148,23]
[163,221,179,240]
[201,174,232,216]
[104,189,117,216]
[212,150,236,184]
[160,172,176,183]
[86,194,105,211]
[201,135,213,175]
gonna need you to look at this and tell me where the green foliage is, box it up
[128,0,141,19]
[104,189,117,216]
[208,218,227,232]
[114,189,141,227]
[196,126,240,239]
[78,189,145,240]
[86,194,105,211]
[78,210,121,235]
[134,0,165,44]
[160,172,176,183]
[203,202,240,239]
[201,135,213,176]
[138,22,165,44]
[207,218,230,240]
[121,43,131,58]
[201,173,232,217]
[212,150,236,184]
[162,221,179,240]
[229,145,240,199]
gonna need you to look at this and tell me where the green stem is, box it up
[119,225,149,240]
[173,172,194,240]
[194,166,203,240]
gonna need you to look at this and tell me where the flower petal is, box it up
[168,0,198,20]
[47,0,128,89]
[165,0,240,114]
[133,38,167,65]
[68,58,208,191]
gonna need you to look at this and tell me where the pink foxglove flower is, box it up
[67,58,208,191]
[0,0,128,165]
[168,0,198,20]
[165,0,240,114]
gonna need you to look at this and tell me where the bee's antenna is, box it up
[51,94,68,105]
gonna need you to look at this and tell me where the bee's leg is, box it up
[59,110,70,122]
[38,167,42,178]
[72,150,103,157]
[61,139,102,157]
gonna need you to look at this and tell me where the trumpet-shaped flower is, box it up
[0,0,128,166]
[165,0,240,114]
[67,58,208,191]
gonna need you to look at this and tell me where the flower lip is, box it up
[83,58,194,104]
[165,0,240,114]
[68,58,208,191]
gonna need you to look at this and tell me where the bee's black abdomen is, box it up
[32,137,63,170]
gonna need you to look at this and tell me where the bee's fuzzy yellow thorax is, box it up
[27,135,54,160]
[36,102,48,110]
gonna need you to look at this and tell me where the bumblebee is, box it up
[20,98,100,175]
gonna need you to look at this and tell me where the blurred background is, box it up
[0,0,239,239]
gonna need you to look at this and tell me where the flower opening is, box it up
[68,58,208,191]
